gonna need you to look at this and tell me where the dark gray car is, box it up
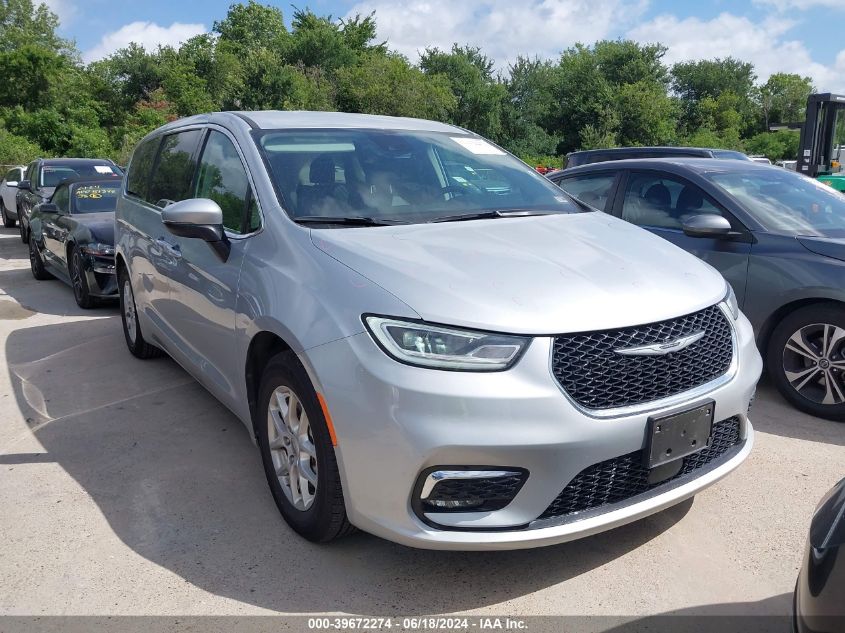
[15,158,122,244]
[550,158,845,421]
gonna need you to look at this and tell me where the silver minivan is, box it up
[115,111,761,550]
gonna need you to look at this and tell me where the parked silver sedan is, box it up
[115,112,761,549]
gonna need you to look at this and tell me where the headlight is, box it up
[723,283,739,320]
[363,316,529,371]
[80,243,115,257]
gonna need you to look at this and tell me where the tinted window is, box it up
[26,163,36,184]
[4,168,20,182]
[557,173,616,210]
[621,172,725,229]
[72,183,120,214]
[52,186,70,213]
[40,166,78,187]
[149,130,203,207]
[126,138,161,201]
[258,129,578,223]
[195,130,257,233]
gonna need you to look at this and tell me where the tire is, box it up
[19,213,27,243]
[118,265,163,359]
[767,304,845,421]
[256,353,354,543]
[69,247,96,309]
[1,201,15,228]
[29,236,53,281]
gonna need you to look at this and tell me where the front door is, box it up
[155,128,259,408]
[616,170,752,305]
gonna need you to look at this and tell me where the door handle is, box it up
[154,238,182,259]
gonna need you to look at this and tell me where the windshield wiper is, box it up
[294,216,407,227]
[428,209,559,223]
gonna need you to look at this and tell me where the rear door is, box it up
[614,170,753,304]
[155,127,258,407]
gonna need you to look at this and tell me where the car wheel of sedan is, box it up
[256,352,354,543]
[70,247,95,309]
[768,304,845,422]
[118,266,162,359]
[1,201,15,228]
[29,236,53,281]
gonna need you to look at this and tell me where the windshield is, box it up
[72,183,120,213]
[256,129,579,223]
[706,168,845,237]
[41,164,121,187]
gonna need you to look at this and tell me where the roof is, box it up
[39,158,116,166]
[559,157,779,175]
[230,111,464,133]
[567,146,718,157]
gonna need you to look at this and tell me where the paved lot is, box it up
[1,226,844,620]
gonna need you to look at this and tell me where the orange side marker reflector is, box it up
[317,393,338,446]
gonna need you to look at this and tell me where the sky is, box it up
[45,0,845,92]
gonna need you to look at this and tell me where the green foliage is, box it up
[0,1,822,169]
[0,126,43,163]
[759,73,814,127]
[745,130,800,161]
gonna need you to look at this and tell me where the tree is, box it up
[336,53,455,120]
[759,73,814,128]
[0,0,73,55]
[420,45,507,142]
[745,129,800,161]
[671,58,758,135]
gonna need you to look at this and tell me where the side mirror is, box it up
[6,181,18,188]
[18,180,31,192]
[161,198,230,261]
[682,214,733,238]
[38,203,59,214]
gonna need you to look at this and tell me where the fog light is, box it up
[416,468,528,514]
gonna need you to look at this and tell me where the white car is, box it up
[0,165,25,228]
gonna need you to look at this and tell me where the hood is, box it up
[311,213,727,334]
[73,212,115,245]
[797,236,845,263]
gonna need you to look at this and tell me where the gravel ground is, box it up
[1,226,843,621]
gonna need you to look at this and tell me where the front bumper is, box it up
[81,254,118,298]
[304,312,761,550]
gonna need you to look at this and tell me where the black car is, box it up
[29,177,119,308]
[795,477,845,633]
[560,146,752,169]
[550,158,845,420]
[16,158,122,244]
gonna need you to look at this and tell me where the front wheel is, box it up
[256,353,354,543]
[1,201,15,228]
[70,247,95,309]
[118,266,162,359]
[767,304,845,421]
[18,214,27,243]
[29,236,53,280]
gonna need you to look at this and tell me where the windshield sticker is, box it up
[94,165,115,174]
[450,137,506,155]
[75,185,118,199]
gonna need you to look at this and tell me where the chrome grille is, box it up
[552,304,733,410]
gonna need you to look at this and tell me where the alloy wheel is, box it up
[122,280,137,344]
[71,252,83,301]
[267,385,318,511]
[782,323,845,405]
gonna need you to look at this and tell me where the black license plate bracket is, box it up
[645,401,714,469]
